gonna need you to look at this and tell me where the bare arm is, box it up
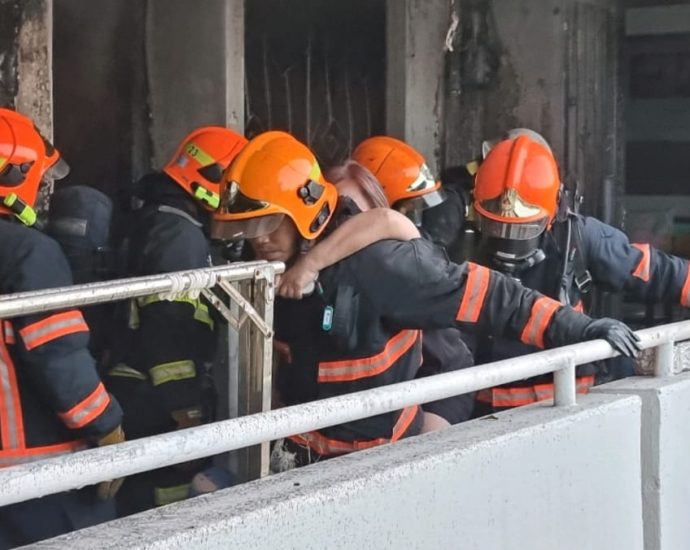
[278,208,420,299]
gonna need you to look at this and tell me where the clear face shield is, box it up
[394,163,447,226]
[211,180,285,240]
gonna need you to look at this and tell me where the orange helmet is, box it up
[352,136,445,224]
[0,108,69,225]
[473,133,560,260]
[164,126,248,211]
[211,131,338,241]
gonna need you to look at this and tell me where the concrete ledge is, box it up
[593,373,690,550]
[30,394,642,550]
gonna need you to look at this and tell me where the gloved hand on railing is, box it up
[95,425,126,500]
[582,318,641,358]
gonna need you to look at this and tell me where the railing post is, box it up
[554,359,577,406]
[654,341,675,378]
[250,266,275,478]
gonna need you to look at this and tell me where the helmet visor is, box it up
[476,213,548,241]
[211,213,285,241]
[45,157,70,181]
[395,188,447,221]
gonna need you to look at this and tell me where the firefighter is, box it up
[0,108,124,547]
[109,126,247,515]
[47,185,116,369]
[212,131,640,467]
[277,142,477,426]
[470,129,690,414]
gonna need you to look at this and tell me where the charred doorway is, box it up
[245,0,386,168]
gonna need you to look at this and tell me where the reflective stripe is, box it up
[58,382,111,430]
[0,440,86,468]
[456,263,490,323]
[476,375,595,407]
[0,338,24,449]
[3,322,14,345]
[318,330,420,383]
[154,483,191,506]
[289,405,420,457]
[150,360,197,386]
[681,264,690,307]
[19,310,89,350]
[108,364,147,381]
[631,243,651,282]
[136,295,214,329]
[520,296,561,348]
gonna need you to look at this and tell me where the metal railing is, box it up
[0,267,687,506]
[0,261,284,491]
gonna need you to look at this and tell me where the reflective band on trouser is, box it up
[108,364,147,381]
[631,243,651,282]
[0,338,24,450]
[154,483,191,507]
[3,321,14,345]
[150,360,197,386]
[0,440,86,468]
[58,382,111,430]
[520,296,561,348]
[476,375,596,407]
[456,263,491,323]
[681,264,690,307]
[19,310,89,351]
[318,330,420,383]
[288,405,420,457]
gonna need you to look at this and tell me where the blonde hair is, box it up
[325,160,389,210]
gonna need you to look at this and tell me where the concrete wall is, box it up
[386,0,451,175]
[146,0,244,167]
[593,372,690,550]
[34,393,643,550]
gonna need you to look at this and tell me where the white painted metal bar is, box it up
[654,341,675,378]
[554,359,577,406]
[0,261,284,319]
[0,321,688,506]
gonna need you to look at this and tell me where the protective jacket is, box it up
[475,214,690,409]
[108,173,216,439]
[0,218,122,466]
[276,216,598,458]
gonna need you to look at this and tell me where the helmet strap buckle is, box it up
[2,193,37,226]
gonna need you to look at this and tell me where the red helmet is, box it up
[164,126,248,211]
[474,132,560,264]
[352,136,445,224]
[0,109,69,225]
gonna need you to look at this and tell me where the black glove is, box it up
[582,318,641,358]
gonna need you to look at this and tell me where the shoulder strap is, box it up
[557,214,592,305]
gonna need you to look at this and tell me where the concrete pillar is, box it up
[386,0,450,175]
[146,0,245,167]
[0,0,53,210]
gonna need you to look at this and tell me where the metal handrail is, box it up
[0,262,279,319]
[0,318,687,507]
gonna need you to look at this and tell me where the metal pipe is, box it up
[0,261,284,319]
[1,321,689,506]
[554,359,576,406]
[654,341,675,378]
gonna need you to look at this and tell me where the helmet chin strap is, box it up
[490,247,546,276]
